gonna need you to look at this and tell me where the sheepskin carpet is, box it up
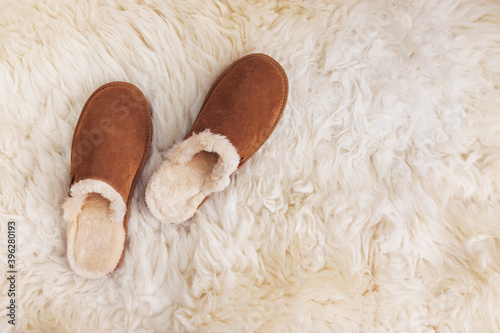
[1,0,500,331]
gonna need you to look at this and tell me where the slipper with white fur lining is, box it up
[63,82,152,279]
[145,53,288,224]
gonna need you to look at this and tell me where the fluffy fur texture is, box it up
[63,180,127,279]
[66,193,126,279]
[1,0,500,331]
[63,179,126,224]
[146,129,240,224]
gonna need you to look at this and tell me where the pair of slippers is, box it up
[62,54,289,279]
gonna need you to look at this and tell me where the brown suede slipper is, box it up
[145,53,288,224]
[63,82,152,279]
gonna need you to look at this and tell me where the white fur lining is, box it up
[166,129,240,192]
[63,179,126,224]
[145,129,240,223]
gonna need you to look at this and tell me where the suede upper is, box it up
[186,53,289,166]
[70,82,152,204]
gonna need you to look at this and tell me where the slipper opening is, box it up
[66,193,125,279]
[145,130,239,224]
[63,179,127,279]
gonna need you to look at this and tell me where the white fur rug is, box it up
[1,0,500,331]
